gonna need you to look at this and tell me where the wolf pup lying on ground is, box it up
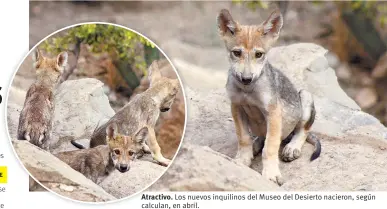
[17,49,67,150]
[72,60,180,167]
[217,9,321,185]
[56,123,146,184]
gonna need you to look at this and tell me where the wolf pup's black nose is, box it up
[160,107,170,112]
[241,76,253,85]
[119,164,129,173]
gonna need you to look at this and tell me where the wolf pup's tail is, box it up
[71,140,86,149]
[306,133,321,161]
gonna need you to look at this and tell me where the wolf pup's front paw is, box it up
[262,165,284,186]
[235,146,253,167]
[281,142,302,162]
[155,156,171,167]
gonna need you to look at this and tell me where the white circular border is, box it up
[5,22,188,205]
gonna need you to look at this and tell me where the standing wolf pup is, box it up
[17,49,67,150]
[72,60,180,167]
[56,123,147,184]
[217,9,321,185]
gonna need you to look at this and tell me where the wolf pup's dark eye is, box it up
[114,149,121,155]
[128,150,135,156]
[255,52,264,59]
[232,50,242,57]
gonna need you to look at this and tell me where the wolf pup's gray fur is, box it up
[217,9,321,185]
[71,60,180,167]
[56,123,146,184]
[17,49,67,150]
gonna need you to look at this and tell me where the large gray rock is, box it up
[50,78,116,152]
[101,158,167,198]
[149,143,281,191]
[267,43,360,110]
[13,140,116,202]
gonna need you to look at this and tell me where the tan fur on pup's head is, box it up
[217,9,283,51]
[32,49,68,84]
[106,122,147,173]
[217,9,283,85]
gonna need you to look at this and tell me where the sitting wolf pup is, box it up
[18,49,67,150]
[72,60,180,167]
[217,9,321,185]
[56,123,146,184]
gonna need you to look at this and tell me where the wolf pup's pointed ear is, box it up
[217,9,239,36]
[148,60,162,85]
[133,127,148,144]
[56,51,68,69]
[106,122,118,140]
[32,49,42,67]
[262,10,283,38]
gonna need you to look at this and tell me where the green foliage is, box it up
[232,0,268,10]
[41,24,155,74]
[347,0,386,28]
[234,0,385,28]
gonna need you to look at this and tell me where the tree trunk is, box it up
[341,9,387,65]
[114,59,140,97]
[144,44,160,67]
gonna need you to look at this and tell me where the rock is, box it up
[308,56,329,73]
[13,140,116,202]
[267,43,360,110]
[149,143,281,191]
[325,52,341,69]
[101,159,167,198]
[50,78,116,152]
[182,88,237,157]
[172,58,227,90]
[355,87,378,109]
[7,82,29,106]
[6,103,22,139]
[336,63,352,81]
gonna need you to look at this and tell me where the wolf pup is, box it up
[56,123,146,184]
[72,60,180,167]
[17,49,67,150]
[217,9,321,185]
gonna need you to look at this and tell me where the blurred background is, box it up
[16,21,186,160]
[28,0,386,126]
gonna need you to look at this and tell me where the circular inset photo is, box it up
[6,23,186,203]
